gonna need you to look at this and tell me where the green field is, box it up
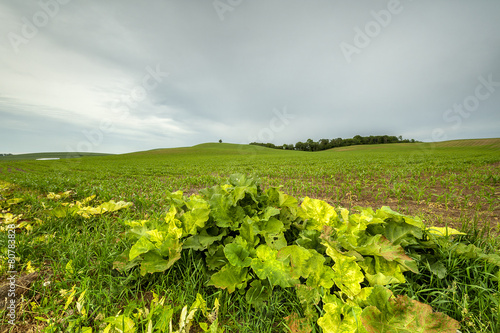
[0,139,499,332]
[2,140,498,232]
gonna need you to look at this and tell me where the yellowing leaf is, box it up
[224,242,252,267]
[427,226,466,237]
[165,206,183,239]
[251,245,299,288]
[65,260,74,275]
[64,285,77,310]
[103,314,136,333]
[361,286,460,332]
[324,243,364,298]
[317,294,366,333]
[26,261,36,273]
[146,229,165,244]
[129,237,156,260]
[299,197,338,231]
[77,301,87,316]
[358,257,406,286]
[208,265,248,293]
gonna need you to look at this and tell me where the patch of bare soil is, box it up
[0,269,53,333]
[348,198,498,236]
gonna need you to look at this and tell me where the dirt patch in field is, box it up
[0,268,54,332]
[352,198,497,235]
[434,138,500,148]
[184,181,499,236]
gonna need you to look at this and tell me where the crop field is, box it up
[0,139,499,332]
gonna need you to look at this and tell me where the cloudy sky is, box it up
[1,0,499,154]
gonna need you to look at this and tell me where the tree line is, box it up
[250,135,418,152]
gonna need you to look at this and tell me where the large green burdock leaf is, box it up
[265,187,298,209]
[278,191,298,208]
[182,195,210,235]
[207,265,248,293]
[296,229,323,252]
[364,285,393,315]
[239,216,260,248]
[245,280,272,308]
[361,286,460,332]
[165,190,185,207]
[140,251,177,275]
[158,237,182,262]
[224,242,252,267]
[48,205,79,218]
[258,216,287,250]
[348,207,385,225]
[298,197,338,231]
[251,245,299,288]
[183,227,226,251]
[278,245,334,289]
[307,264,336,289]
[264,187,299,229]
[206,244,228,270]
[260,206,280,221]
[129,236,157,260]
[277,245,315,279]
[336,208,382,249]
[258,216,285,235]
[354,234,418,273]
[451,243,500,267]
[358,257,406,286]
[164,206,183,239]
[104,314,136,333]
[295,284,321,306]
[228,174,259,204]
[207,193,234,228]
[112,249,141,272]
[324,243,364,298]
[375,206,425,229]
[230,186,247,205]
[229,173,258,188]
[317,294,366,333]
[382,221,423,247]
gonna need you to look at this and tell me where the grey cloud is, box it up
[1,0,499,154]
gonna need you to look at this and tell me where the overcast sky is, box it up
[1,0,499,154]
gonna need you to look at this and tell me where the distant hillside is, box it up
[3,138,497,161]
[251,135,418,152]
[0,152,111,161]
[328,138,500,152]
[124,142,288,158]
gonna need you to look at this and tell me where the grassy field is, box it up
[0,139,499,332]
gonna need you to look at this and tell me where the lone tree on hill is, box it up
[219,139,222,143]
